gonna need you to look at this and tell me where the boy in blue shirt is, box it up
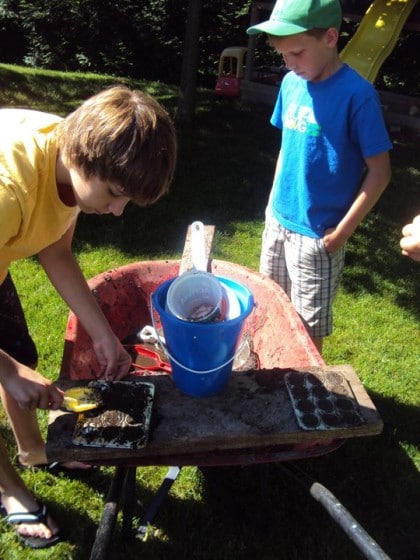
[247,0,392,353]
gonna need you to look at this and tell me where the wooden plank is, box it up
[47,365,382,464]
[178,223,215,274]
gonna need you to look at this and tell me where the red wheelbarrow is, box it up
[49,259,386,559]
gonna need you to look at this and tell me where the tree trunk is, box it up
[177,0,203,124]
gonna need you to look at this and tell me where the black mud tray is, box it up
[285,370,365,431]
[72,380,154,449]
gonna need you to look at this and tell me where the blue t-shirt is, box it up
[270,64,392,238]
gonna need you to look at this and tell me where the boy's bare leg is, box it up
[0,435,60,540]
[0,386,46,466]
[0,386,91,469]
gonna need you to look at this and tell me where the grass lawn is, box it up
[0,63,419,560]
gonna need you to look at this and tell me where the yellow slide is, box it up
[340,0,418,83]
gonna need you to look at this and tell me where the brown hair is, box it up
[56,85,177,206]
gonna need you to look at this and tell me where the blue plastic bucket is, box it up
[152,276,254,397]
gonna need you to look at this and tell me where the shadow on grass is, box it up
[4,63,417,319]
[343,209,420,320]
[71,97,419,322]
[2,391,418,560]
[47,391,418,560]
[72,97,277,246]
[1,63,418,560]
[341,137,419,320]
[71,97,277,263]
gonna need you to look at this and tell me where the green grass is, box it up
[0,63,419,560]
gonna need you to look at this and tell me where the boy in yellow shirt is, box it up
[0,85,177,548]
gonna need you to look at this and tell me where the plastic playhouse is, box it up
[215,46,248,98]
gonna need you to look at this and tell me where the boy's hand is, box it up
[323,227,347,254]
[0,355,64,410]
[93,335,132,381]
[400,215,420,262]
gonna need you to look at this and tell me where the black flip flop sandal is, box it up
[1,503,61,549]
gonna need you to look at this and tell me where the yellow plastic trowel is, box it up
[62,387,103,413]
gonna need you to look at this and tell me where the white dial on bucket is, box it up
[221,283,241,320]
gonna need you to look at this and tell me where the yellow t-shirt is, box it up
[0,109,79,284]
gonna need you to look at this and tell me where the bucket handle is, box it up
[150,294,249,375]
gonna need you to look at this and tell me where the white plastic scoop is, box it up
[166,221,224,322]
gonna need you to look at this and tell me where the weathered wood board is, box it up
[47,365,382,465]
[178,223,215,274]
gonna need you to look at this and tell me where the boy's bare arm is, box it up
[323,151,391,253]
[37,225,131,380]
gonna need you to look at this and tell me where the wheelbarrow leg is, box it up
[136,466,181,540]
[279,463,391,560]
[89,466,128,560]
[122,466,137,538]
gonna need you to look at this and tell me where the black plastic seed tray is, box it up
[72,380,154,449]
[285,370,365,431]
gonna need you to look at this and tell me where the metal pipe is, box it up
[121,466,137,538]
[309,481,391,560]
[279,463,391,560]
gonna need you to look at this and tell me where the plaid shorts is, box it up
[260,213,346,338]
[0,272,38,366]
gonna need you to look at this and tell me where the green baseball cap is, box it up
[247,0,342,36]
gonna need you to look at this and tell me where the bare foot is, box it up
[50,460,94,471]
[18,453,93,471]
